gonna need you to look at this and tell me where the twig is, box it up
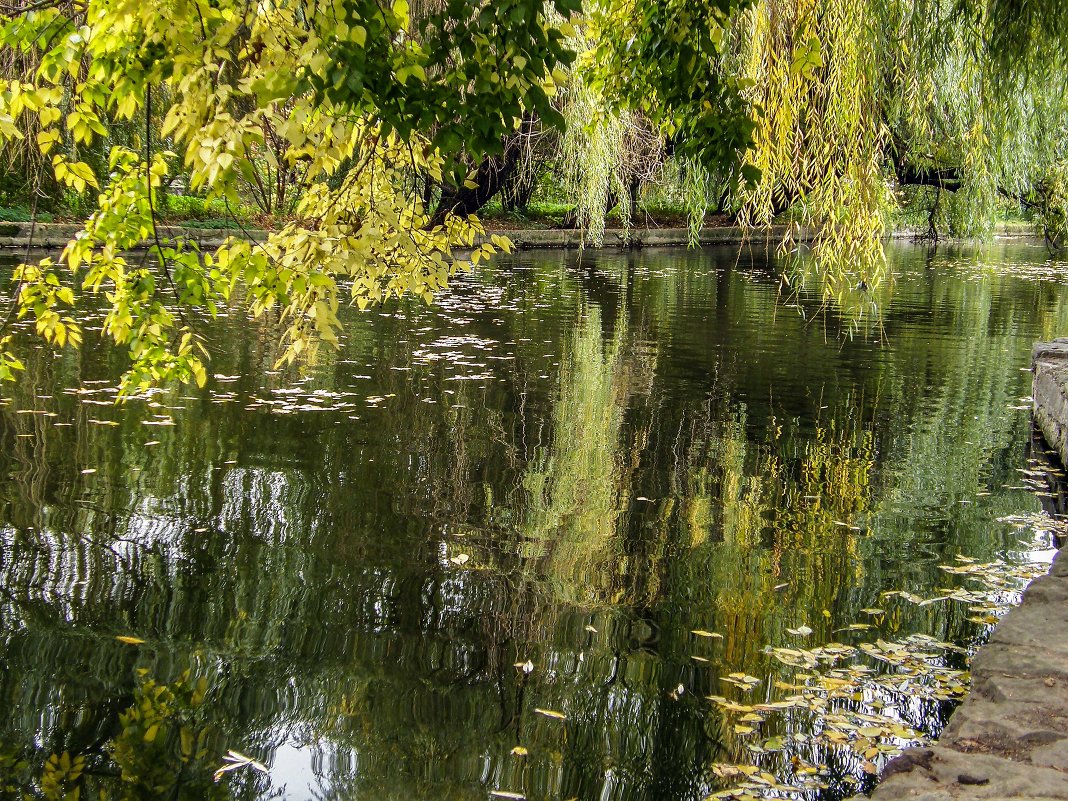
[144,84,190,328]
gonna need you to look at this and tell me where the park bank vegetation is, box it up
[0,0,1066,387]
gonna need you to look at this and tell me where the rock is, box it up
[1033,339,1068,469]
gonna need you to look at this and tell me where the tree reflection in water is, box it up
[0,242,1065,800]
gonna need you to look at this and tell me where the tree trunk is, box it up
[431,117,536,225]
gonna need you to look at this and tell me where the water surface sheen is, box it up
[1,242,1067,801]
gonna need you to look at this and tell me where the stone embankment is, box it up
[870,341,1068,800]
[1034,341,1068,470]
[0,221,798,251]
[0,222,264,251]
[0,221,1039,251]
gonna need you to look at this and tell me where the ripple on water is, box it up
[0,243,1065,800]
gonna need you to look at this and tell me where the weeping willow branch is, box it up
[556,23,665,247]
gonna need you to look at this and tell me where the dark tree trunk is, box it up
[895,162,962,191]
[625,177,642,220]
[500,157,539,213]
[431,117,535,225]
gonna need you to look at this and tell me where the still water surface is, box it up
[1,242,1067,801]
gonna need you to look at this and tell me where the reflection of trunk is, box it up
[431,117,535,225]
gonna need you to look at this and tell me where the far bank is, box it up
[0,221,1041,252]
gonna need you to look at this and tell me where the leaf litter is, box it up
[705,545,1052,799]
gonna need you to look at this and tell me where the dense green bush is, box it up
[0,206,53,223]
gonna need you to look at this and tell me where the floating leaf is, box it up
[721,673,762,690]
[116,636,145,645]
[213,750,268,782]
[712,763,757,779]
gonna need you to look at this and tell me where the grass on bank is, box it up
[0,194,259,230]
[0,184,1041,236]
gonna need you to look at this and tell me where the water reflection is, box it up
[0,242,1066,800]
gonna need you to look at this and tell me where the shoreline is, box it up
[869,346,1068,800]
[0,221,1041,252]
[871,545,1068,800]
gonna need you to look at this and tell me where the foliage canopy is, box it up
[0,0,584,390]
[1,0,1067,388]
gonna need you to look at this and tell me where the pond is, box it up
[1,241,1067,801]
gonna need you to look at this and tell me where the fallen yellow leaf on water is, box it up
[691,629,723,639]
[534,708,566,721]
[116,636,145,645]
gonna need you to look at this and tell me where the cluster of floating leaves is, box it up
[411,334,505,382]
[705,552,1051,800]
[2,268,573,445]
[951,254,1068,284]
[1009,450,1068,504]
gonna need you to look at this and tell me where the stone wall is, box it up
[870,547,1068,799]
[0,221,1039,252]
[1033,340,1068,469]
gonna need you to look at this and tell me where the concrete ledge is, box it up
[0,223,263,251]
[473,224,809,249]
[0,221,1041,252]
[0,222,798,251]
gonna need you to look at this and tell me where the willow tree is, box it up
[4,0,1067,392]
[725,0,1068,294]
[0,0,578,391]
[562,0,1067,287]
[555,22,665,246]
